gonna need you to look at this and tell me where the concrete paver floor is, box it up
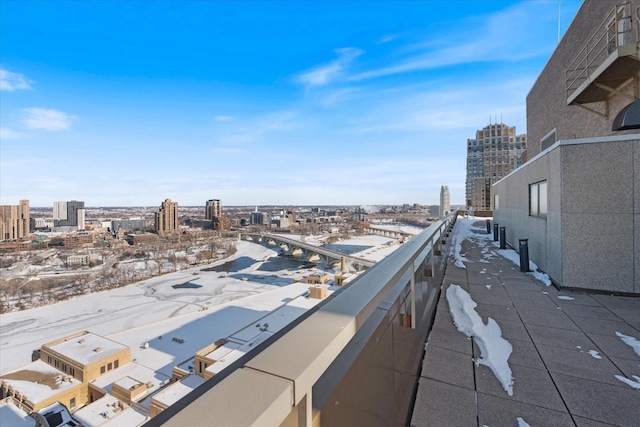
[411,219,640,427]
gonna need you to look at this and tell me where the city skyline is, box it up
[1,0,582,207]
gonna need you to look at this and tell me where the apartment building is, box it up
[0,199,30,240]
[465,123,526,212]
[439,185,450,218]
[155,199,179,237]
[53,200,85,230]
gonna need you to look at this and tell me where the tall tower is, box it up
[155,199,179,237]
[440,186,450,218]
[465,123,526,211]
[205,199,222,220]
[0,199,30,240]
[53,200,85,230]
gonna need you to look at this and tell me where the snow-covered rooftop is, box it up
[0,359,82,404]
[72,393,149,427]
[205,331,273,376]
[151,374,203,407]
[0,401,32,427]
[44,332,128,366]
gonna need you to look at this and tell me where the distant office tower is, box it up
[205,199,222,220]
[155,199,179,237]
[206,199,228,231]
[465,123,526,211]
[53,200,85,230]
[0,199,30,240]
[250,209,265,225]
[440,186,450,218]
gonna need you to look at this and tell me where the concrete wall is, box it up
[560,138,639,293]
[526,0,640,159]
[495,136,640,294]
[493,146,562,283]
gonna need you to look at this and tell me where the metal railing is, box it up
[566,2,634,98]
[146,212,458,427]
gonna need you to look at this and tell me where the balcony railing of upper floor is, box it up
[566,2,640,109]
[145,211,458,427]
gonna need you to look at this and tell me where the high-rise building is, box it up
[205,199,222,220]
[0,199,30,240]
[155,199,179,237]
[465,123,526,211]
[53,200,85,230]
[250,208,265,225]
[440,186,450,218]
[206,199,228,231]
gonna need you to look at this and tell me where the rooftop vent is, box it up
[94,347,102,353]
[612,98,640,130]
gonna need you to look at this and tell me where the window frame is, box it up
[529,180,548,217]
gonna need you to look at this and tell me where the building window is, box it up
[70,397,76,409]
[100,365,106,374]
[108,362,113,371]
[529,181,548,217]
[494,194,499,210]
[114,360,119,369]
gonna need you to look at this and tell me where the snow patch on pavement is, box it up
[616,332,640,357]
[446,284,514,396]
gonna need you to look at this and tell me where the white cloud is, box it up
[0,128,26,140]
[378,34,399,44]
[297,47,363,87]
[21,108,77,131]
[215,115,234,122]
[350,2,561,82]
[0,68,33,91]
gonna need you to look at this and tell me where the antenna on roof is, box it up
[558,0,562,44]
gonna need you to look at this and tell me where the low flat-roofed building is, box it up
[203,332,273,380]
[126,233,158,245]
[149,375,202,418]
[111,376,151,405]
[335,272,356,287]
[41,331,130,383]
[306,272,331,284]
[66,254,90,267]
[193,339,240,377]
[71,393,149,427]
[0,359,84,413]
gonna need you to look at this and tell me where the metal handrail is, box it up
[148,211,458,426]
[566,2,633,97]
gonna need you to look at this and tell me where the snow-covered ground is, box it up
[449,217,552,285]
[0,241,311,373]
[0,231,408,374]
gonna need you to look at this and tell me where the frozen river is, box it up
[0,241,313,373]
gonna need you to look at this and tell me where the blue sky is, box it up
[1,0,582,207]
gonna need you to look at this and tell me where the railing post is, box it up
[410,263,416,329]
[298,390,312,427]
[430,237,435,275]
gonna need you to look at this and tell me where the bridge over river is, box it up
[236,232,377,271]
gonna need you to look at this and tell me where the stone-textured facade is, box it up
[494,0,640,294]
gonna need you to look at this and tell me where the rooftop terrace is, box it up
[411,219,640,426]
